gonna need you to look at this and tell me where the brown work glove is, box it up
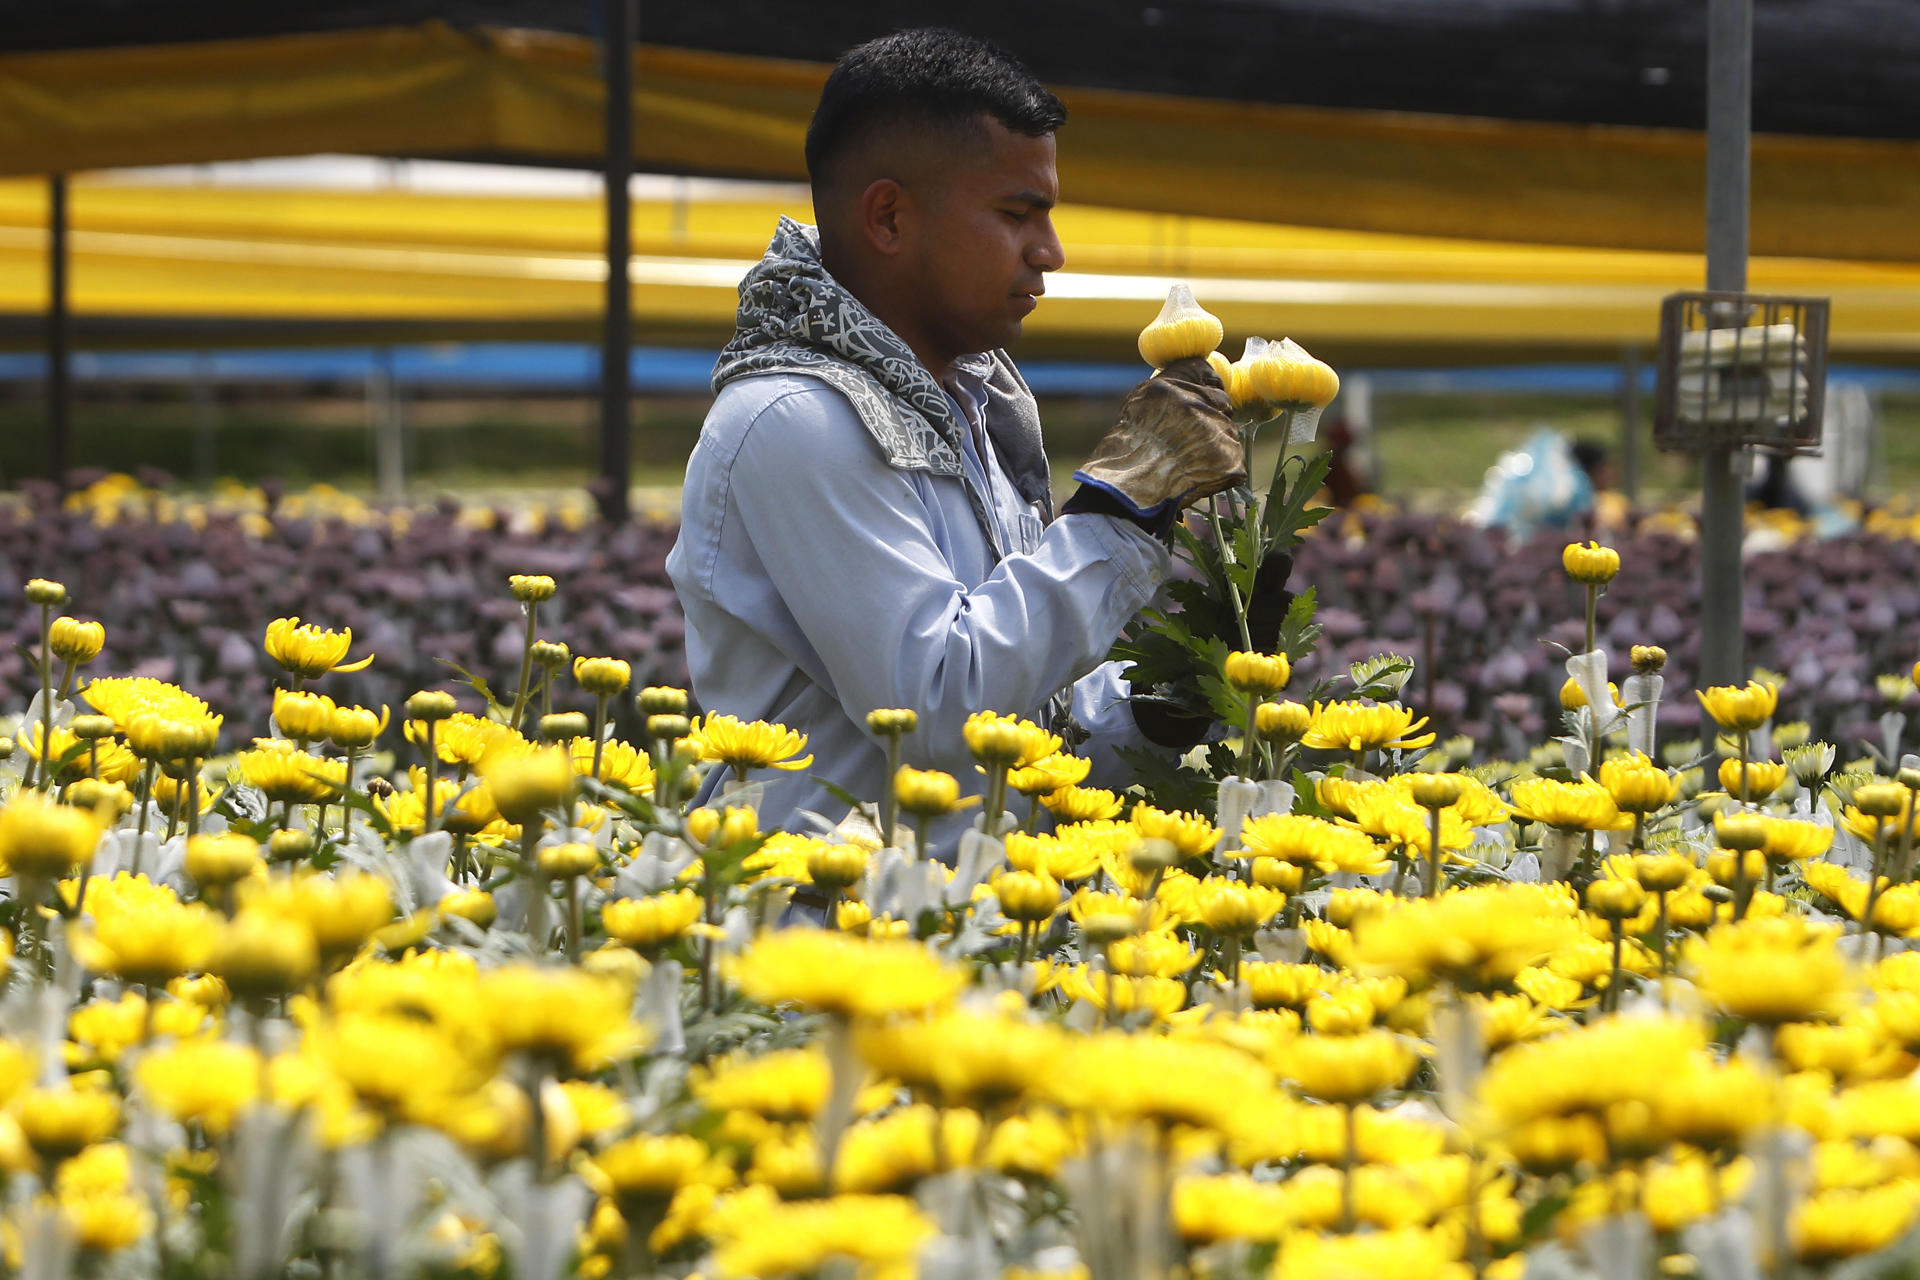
[1072,356,1244,517]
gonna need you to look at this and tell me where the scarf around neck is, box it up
[711,218,1053,526]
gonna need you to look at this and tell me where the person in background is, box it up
[666,29,1290,855]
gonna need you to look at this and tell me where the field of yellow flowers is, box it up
[2,537,1920,1280]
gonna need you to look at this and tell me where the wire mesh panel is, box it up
[1653,292,1830,454]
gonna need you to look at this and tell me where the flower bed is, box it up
[0,514,1918,1279]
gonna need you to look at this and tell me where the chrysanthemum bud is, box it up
[1712,811,1769,851]
[68,715,115,742]
[990,869,1059,923]
[509,574,556,603]
[1631,852,1693,893]
[1224,651,1291,697]
[1252,858,1306,893]
[1562,541,1620,585]
[647,714,691,742]
[329,705,386,750]
[638,687,689,717]
[1705,848,1766,888]
[1853,782,1909,819]
[268,828,316,864]
[539,712,591,743]
[1899,767,1920,792]
[273,691,335,742]
[805,843,867,891]
[1137,283,1224,369]
[1127,837,1180,875]
[1255,701,1312,743]
[964,719,1028,768]
[865,708,918,736]
[211,912,317,999]
[24,579,67,606]
[1585,878,1646,920]
[537,842,599,880]
[48,618,104,665]
[685,806,757,849]
[186,833,262,887]
[530,640,571,670]
[66,779,132,820]
[1409,773,1463,809]
[485,748,575,823]
[405,690,457,722]
[573,656,631,696]
[895,767,965,818]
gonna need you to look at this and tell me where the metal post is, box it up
[1699,0,1751,701]
[596,0,636,524]
[47,174,70,485]
[192,350,217,485]
[370,347,405,501]
[1619,346,1640,503]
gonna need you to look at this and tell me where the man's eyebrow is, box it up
[1005,189,1056,210]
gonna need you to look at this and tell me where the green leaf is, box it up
[1261,450,1336,551]
[434,658,508,720]
[1278,587,1323,664]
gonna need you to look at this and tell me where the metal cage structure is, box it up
[1652,291,1830,455]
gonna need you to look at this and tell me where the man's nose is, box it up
[1030,216,1065,273]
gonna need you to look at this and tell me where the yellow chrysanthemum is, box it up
[1686,915,1851,1025]
[1239,812,1386,874]
[264,616,374,679]
[1301,701,1436,754]
[1005,751,1092,797]
[728,929,964,1019]
[234,740,347,806]
[1506,776,1631,832]
[1696,679,1780,732]
[688,713,812,774]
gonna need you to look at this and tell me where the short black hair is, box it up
[805,28,1066,189]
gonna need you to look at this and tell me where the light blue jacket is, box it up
[665,218,1173,854]
[666,362,1173,852]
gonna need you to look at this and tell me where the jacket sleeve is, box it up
[724,386,1173,774]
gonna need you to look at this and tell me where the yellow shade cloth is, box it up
[3,24,1920,262]
[3,178,1920,360]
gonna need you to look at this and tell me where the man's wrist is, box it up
[1061,479,1179,540]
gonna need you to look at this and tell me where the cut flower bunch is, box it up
[0,533,1918,1280]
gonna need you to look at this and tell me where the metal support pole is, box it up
[47,174,70,486]
[1699,0,1750,702]
[596,0,636,524]
[1619,346,1640,503]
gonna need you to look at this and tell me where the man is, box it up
[667,28,1267,851]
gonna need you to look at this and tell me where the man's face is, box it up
[901,118,1064,362]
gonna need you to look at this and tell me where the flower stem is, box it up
[186,759,202,839]
[33,601,53,792]
[423,722,439,834]
[1205,500,1255,654]
[880,732,902,850]
[507,603,540,732]
[590,694,608,782]
[1424,807,1444,899]
[982,764,1009,842]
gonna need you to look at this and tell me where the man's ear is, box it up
[856,177,910,257]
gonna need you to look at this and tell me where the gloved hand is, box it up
[1073,356,1244,518]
